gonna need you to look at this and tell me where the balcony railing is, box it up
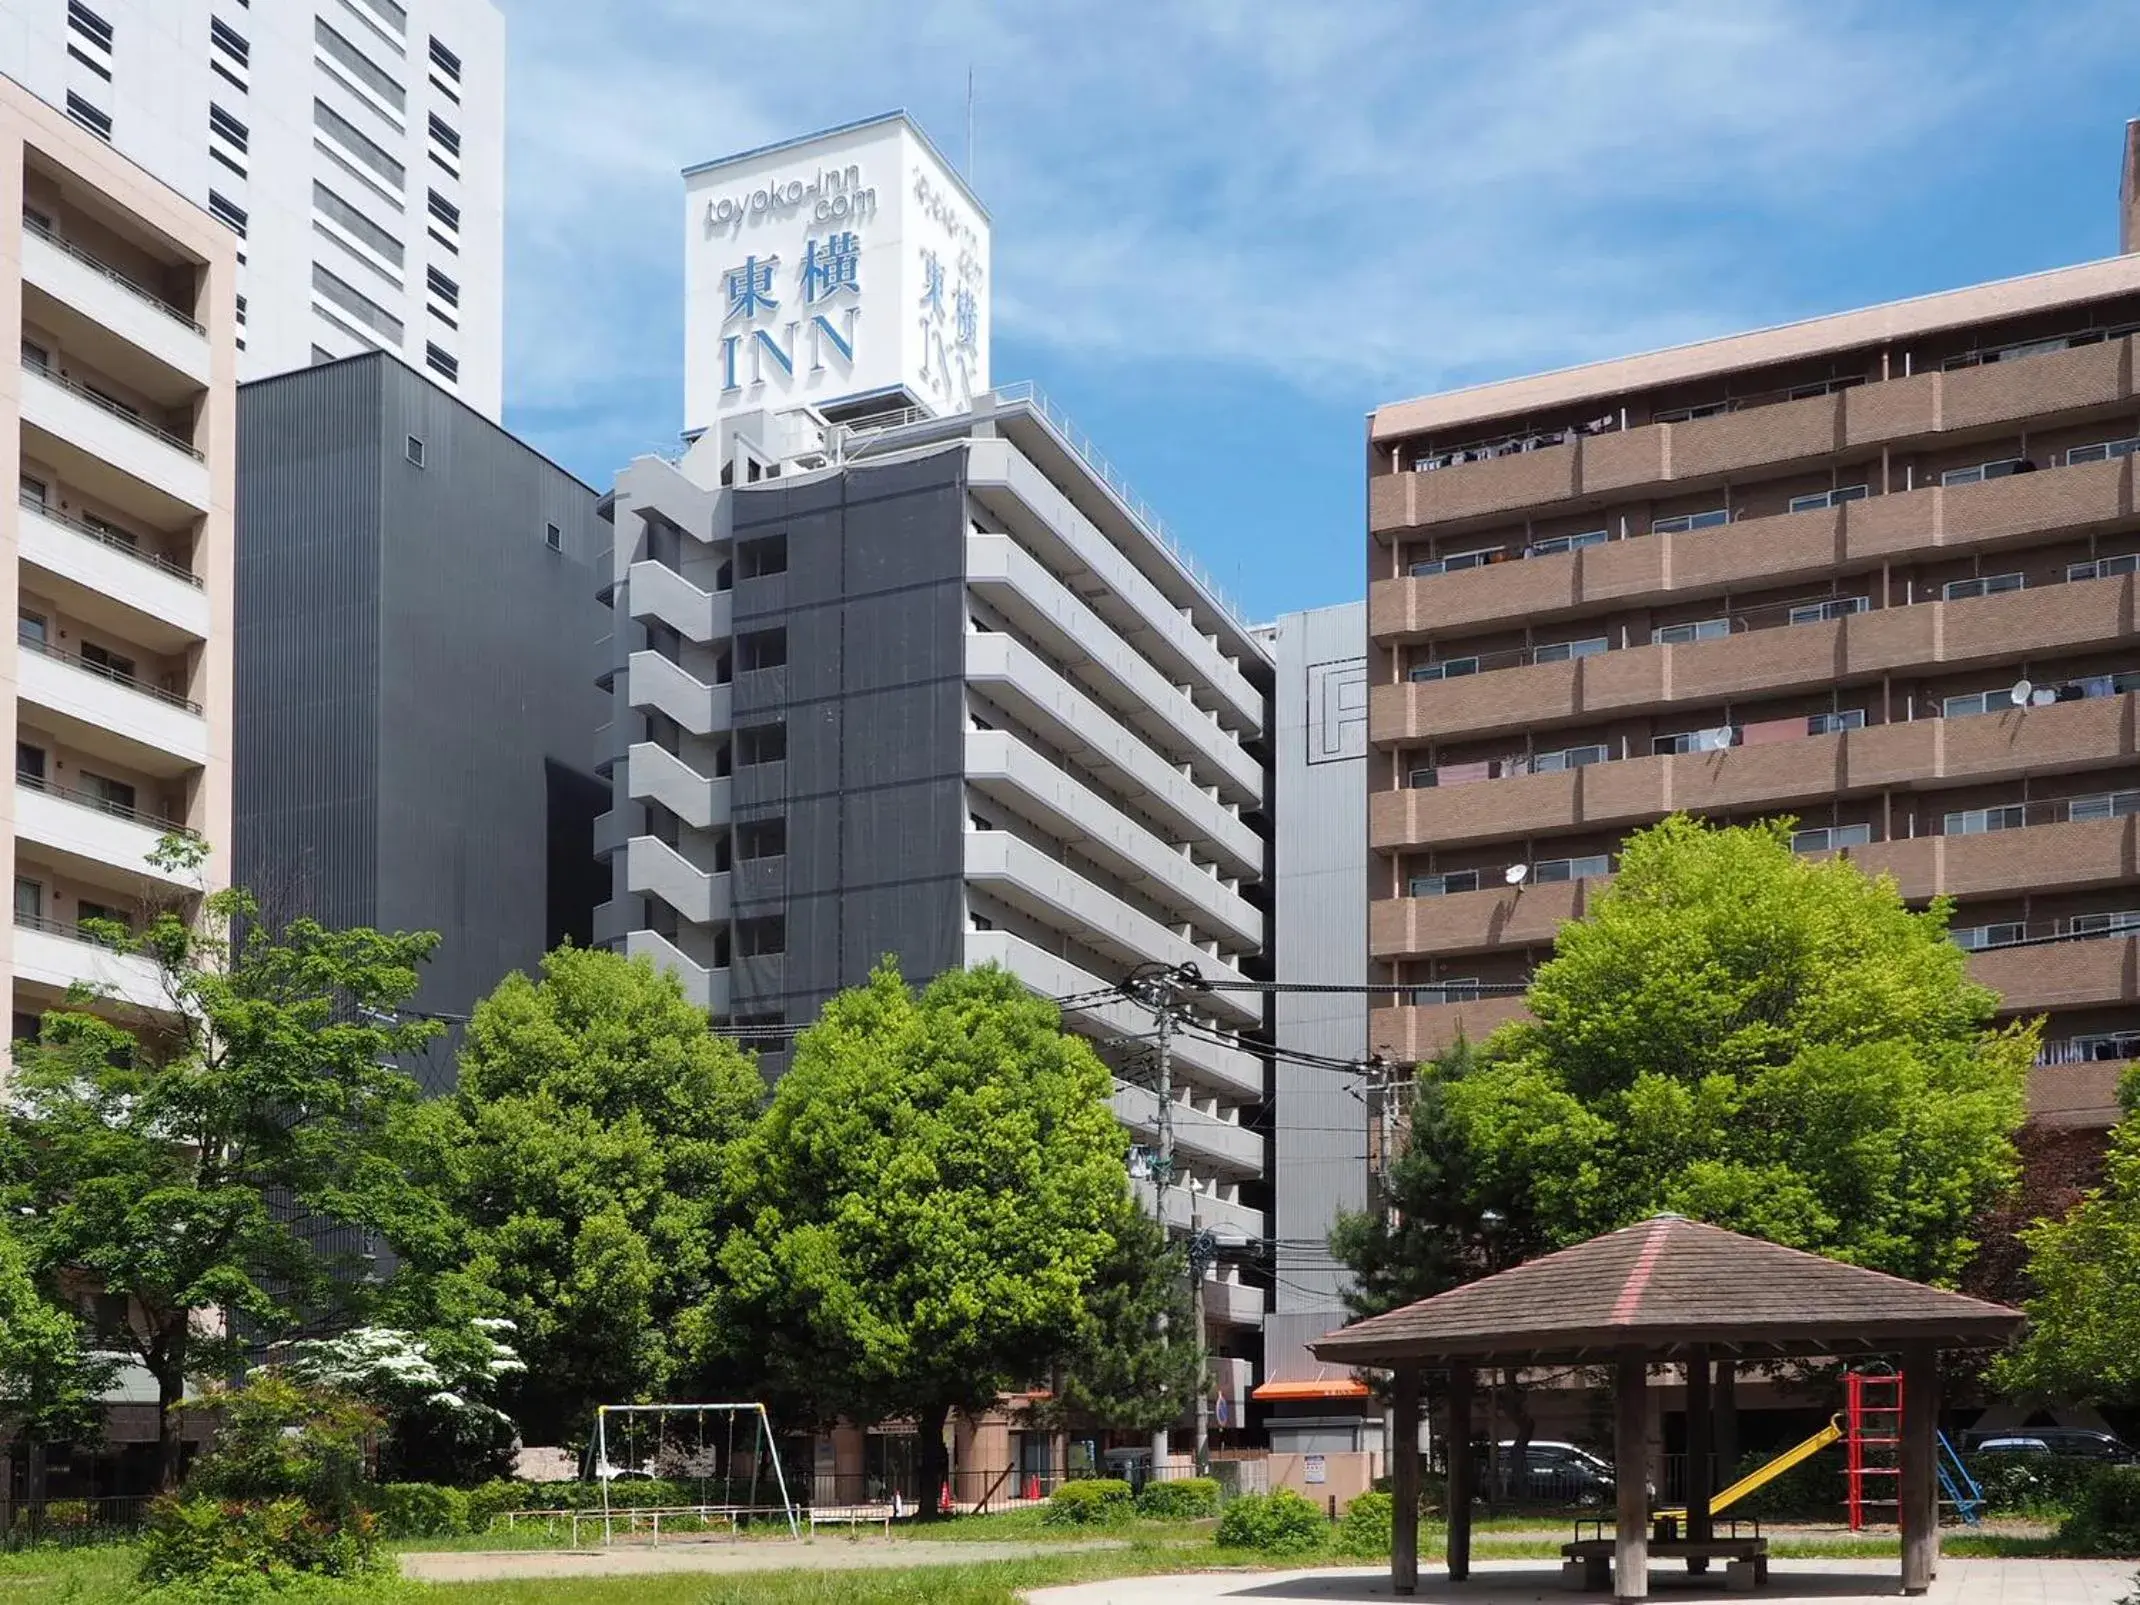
[1404,980,1529,1006]
[17,631,203,714]
[2038,1034,2140,1067]
[22,211,205,334]
[19,492,202,587]
[14,908,133,945]
[16,768,194,836]
[21,359,204,461]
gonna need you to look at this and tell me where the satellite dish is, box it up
[2010,679,2034,708]
[1505,863,1530,886]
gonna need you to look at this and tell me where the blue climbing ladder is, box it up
[1937,1432,1985,1526]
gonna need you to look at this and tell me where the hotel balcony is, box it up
[12,916,168,1012]
[17,495,209,649]
[14,775,199,890]
[17,635,207,774]
[20,359,209,518]
[22,216,210,390]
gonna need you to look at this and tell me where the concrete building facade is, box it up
[0,71,236,1054]
[234,351,605,1080]
[0,0,504,414]
[1365,248,2140,1137]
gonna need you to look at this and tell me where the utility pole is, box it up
[1147,966,1177,1473]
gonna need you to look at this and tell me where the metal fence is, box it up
[0,1495,154,1550]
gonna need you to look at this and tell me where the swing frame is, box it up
[592,1402,801,1543]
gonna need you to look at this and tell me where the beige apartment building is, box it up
[1366,160,2140,1135]
[0,74,235,1053]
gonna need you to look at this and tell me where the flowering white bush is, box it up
[281,1320,525,1482]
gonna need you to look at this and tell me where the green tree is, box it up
[1040,1202,1203,1437]
[400,945,765,1445]
[1340,816,2032,1294]
[0,1214,114,1525]
[7,851,445,1489]
[702,961,1126,1516]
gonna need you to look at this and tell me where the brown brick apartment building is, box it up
[1364,148,2140,1137]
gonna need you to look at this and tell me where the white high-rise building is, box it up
[0,0,503,416]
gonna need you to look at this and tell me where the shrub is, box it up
[464,1480,526,1533]
[141,1495,380,1587]
[1042,1478,1134,1527]
[1335,1488,1395,1556]
[1977,1455,2102,1518]
[1134,1477,1220,1519]
[2059,1465,2140,1555]
[1216,1488,1328,1554]
[371,1483,471,1539]
[1729,1443,1846,1521]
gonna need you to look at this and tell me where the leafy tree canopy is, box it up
[1041,1201,1203,1436]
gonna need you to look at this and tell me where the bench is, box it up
[1562,1527,1769,1592]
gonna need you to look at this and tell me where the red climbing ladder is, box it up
[1845,1369,1903,1531]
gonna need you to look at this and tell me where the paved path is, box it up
[1025,1557,2139,1605]
[399,1535,1119,1583]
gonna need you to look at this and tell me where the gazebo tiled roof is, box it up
[1311,1214,2023,1369]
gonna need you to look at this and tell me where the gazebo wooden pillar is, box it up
[1900,1343,1940,1595]
[1685,1345,1714,1565]
[1447,1364,1473,1581]
[1613,1353,1648,1604]
[1392,1366,1420,1594]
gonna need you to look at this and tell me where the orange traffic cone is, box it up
[1025,1474,1041,1502]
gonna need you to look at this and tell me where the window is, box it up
[1650,508,1730,534]
[1788,596,1869,624]
[426,265,459,307]
[17,609,47,648]
[738,536,787,578]
[1533,854,1612,883]
[1409,980,1483,1006]
[66,1,112,51]
[428,111,460,156]
[1407,870,1480,898]
[1791,823,1872,853]
[211,16,249,66]
[1653,401,1734,423]
[2070,1032,2140,1061]
[427,189,459,231]
[1654,726,1737,755]
[1409,547,1501,577]
[83,511,135,550]
[738,629,787,671]
[1942,572,2024,601]
[738,724,786,765]
[209,103,248,151]
[80,771,135,817]
[20,474,47,508]
[312,181,402,265]
[235,294,247,326]
[1945,805,2026,835]
[1532,636,1608,664]
[1787,485,1869,513]
[428,35,461,79]
[1531,744,1610,773]
[20,340,47,374]
[315,18,404,110]
[1952,922,2026,951]
[403,434,424,467]
[313,263,402,342]
[207,191,248,237]
[2070,910,2140,936]
[79,641,134,680]
[1409,657,1478,683]
[66,41,109,79]
[2065,438,2140,466]
[544,522,561,552]
[16,742,45,784]
[2067,790,2140,824]
[424,342,457,382]
[1527,529,1606,557]
[13,877,43,923]
[1787,377,1864,399]
[65,92,111,141]
[314,100,404,188]
[1940,458,2023,487]
[738,819,786,859]
[1651,618,1729,646]
[1943,688,2023,718]
[1808,709,1866,735]
[76,899,127,932]
[736,916,784,957]
[2071,553,2140,581]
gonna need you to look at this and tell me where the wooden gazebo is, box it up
[1312,1215,2024,1600]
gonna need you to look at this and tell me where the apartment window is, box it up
[1409,547,1501,577]
[77,899,127,933]
[208,191,248,237]
[426,265,459,307]
[1533,854,1612,884]
[316,18,404,110]
[2070,910,2140,936]
[1787,596,1869,624]
[1410,980,1484,1006]
[2065,438,2140,466]
[1787,485,1869,514]
[65,92,111,141]
[14,877,43,923]
[738,536,788,578]
[736,916,784,958]
[79,641,134,680]
[1651,508,1730,534]
[427,189,459,231]
[1943,688,2022,718]
[428,111,460,156]
[544,522,561,552]
[1940,458,2024,488]
[211,16,249,65]
[738,724,786,765]
[312,264,402,342]
[208,103,248,151]
[1952,922,2026,952]
[403,434,425,467]
[1655,726,1737,755]
[1944,804,2026,836]
[1942,572,2024,601]
[1791,823,1872,854]
[18,609,47,647]
[428,35,461,80]
[312,181,402,265]
[80,771,135,817]
[2068,790,2140,824]
[1806,708,1867,736]
[1409,657,1478,683]
[66,1,112,51]
[235,294,247,326]
[1527,528,1607,557]
[1532,636,1608,664]
[314,100,405,189]
[738,819,786,859]
[424,342,458,382]
[83,511,135,550]
[1651,618,1730,646]
[1532,744,1610,773]
[1653,401,1734,423]
[2070,553,2140,581]
[20,475,47,508]
[1407,870,1480,898]
[1787,377,1864,400]
[738,629,787,671]
[21,340,47,373]
[16,742,45,784]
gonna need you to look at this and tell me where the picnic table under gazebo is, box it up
[1311,1215,2024,1601]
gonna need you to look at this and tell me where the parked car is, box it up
[1971,1437,2053,1458]
[1474,1440,1618,1505]
[1966,1428,2134,1462]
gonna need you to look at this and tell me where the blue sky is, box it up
[498,0,2140,625]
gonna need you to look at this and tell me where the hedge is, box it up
[1042,1479,1135,1527]
[2058,1465,2140,1555]
[1216,1488,1327,1554]
[1134,1477,1220,1519]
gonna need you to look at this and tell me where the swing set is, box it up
[590,1402,801,1544]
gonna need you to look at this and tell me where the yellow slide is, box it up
[1657,1417,1843,1521]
